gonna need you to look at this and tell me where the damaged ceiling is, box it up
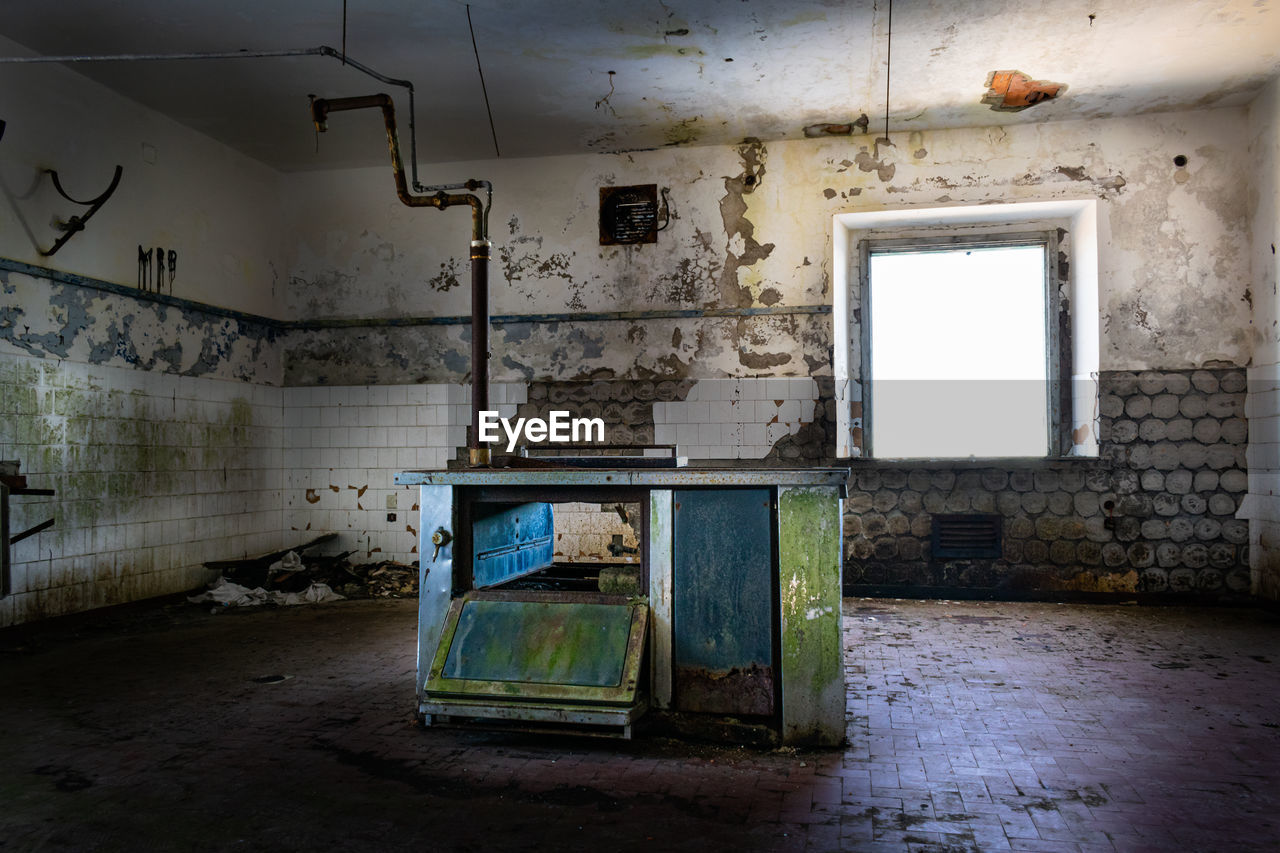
[1,0,1278,171]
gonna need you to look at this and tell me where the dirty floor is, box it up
[0,598,1277,852]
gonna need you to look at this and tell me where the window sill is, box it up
[848,456,1102,469]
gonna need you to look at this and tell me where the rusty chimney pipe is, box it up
[469,238,491,467]
[310,92,493,466]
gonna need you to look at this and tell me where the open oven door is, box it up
[470,501,555,588]
[421,590,649,738]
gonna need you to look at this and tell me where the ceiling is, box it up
[2,0,1279,172]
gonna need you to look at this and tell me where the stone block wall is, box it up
[843,368,1250,597]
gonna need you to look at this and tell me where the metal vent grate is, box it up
[931,514,1002,559]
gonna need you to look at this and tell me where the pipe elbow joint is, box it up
[309,95,330,132]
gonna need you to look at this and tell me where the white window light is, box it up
[865,239,1052,458]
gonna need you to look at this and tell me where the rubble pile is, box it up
[196,539,419,608]
[244,552,420,600]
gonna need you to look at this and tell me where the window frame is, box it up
[857,230,1063,460]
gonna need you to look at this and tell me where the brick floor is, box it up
[0,597,1277,851]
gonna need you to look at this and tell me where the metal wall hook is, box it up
[40,163,123,256]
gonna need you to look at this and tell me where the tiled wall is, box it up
[654,378,819,459]
[552,502,642,563]
[0,352,283,627]
[2,354,1256,627]
[282,383,524,565]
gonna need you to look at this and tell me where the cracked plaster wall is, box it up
[284,106,1252,386]
[283,139,831,384]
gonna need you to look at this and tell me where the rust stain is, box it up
[675,663,774,716]
[803,116,868,137]
[981,70,1065,111]
[305,489,320,504]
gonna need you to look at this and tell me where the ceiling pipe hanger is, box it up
[876,0,895,160]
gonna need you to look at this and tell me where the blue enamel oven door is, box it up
[470,501,555,588]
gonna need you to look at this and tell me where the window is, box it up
[832,200,1100,460]
[861,235,1057,458]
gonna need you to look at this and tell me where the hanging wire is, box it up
[467,4,501,158]
[883,0,893,144]
[341,0,348,64]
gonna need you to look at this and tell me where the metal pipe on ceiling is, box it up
[0,44,427,190]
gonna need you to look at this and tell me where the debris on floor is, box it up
[345,562,420,599]
[192,547,420,608]
[188,576,345,608]
[202,532,339,589]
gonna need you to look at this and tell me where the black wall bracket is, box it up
[40,163,123,257]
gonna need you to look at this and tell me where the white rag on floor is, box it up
[188,576,345,607]
[267,551,304,576]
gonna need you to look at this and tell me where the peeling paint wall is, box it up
[277,106,1259,600]
[0,46,291,625]
[1241,76,1280,601]
[1,270,280,383]
[281,314,830,386]
[284,107,1252,384]
[2,52,1268,621]
[283,140,833,382]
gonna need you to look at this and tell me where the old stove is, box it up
[395,461,848,745]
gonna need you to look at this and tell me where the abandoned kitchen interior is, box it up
[2,0,1279,850]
